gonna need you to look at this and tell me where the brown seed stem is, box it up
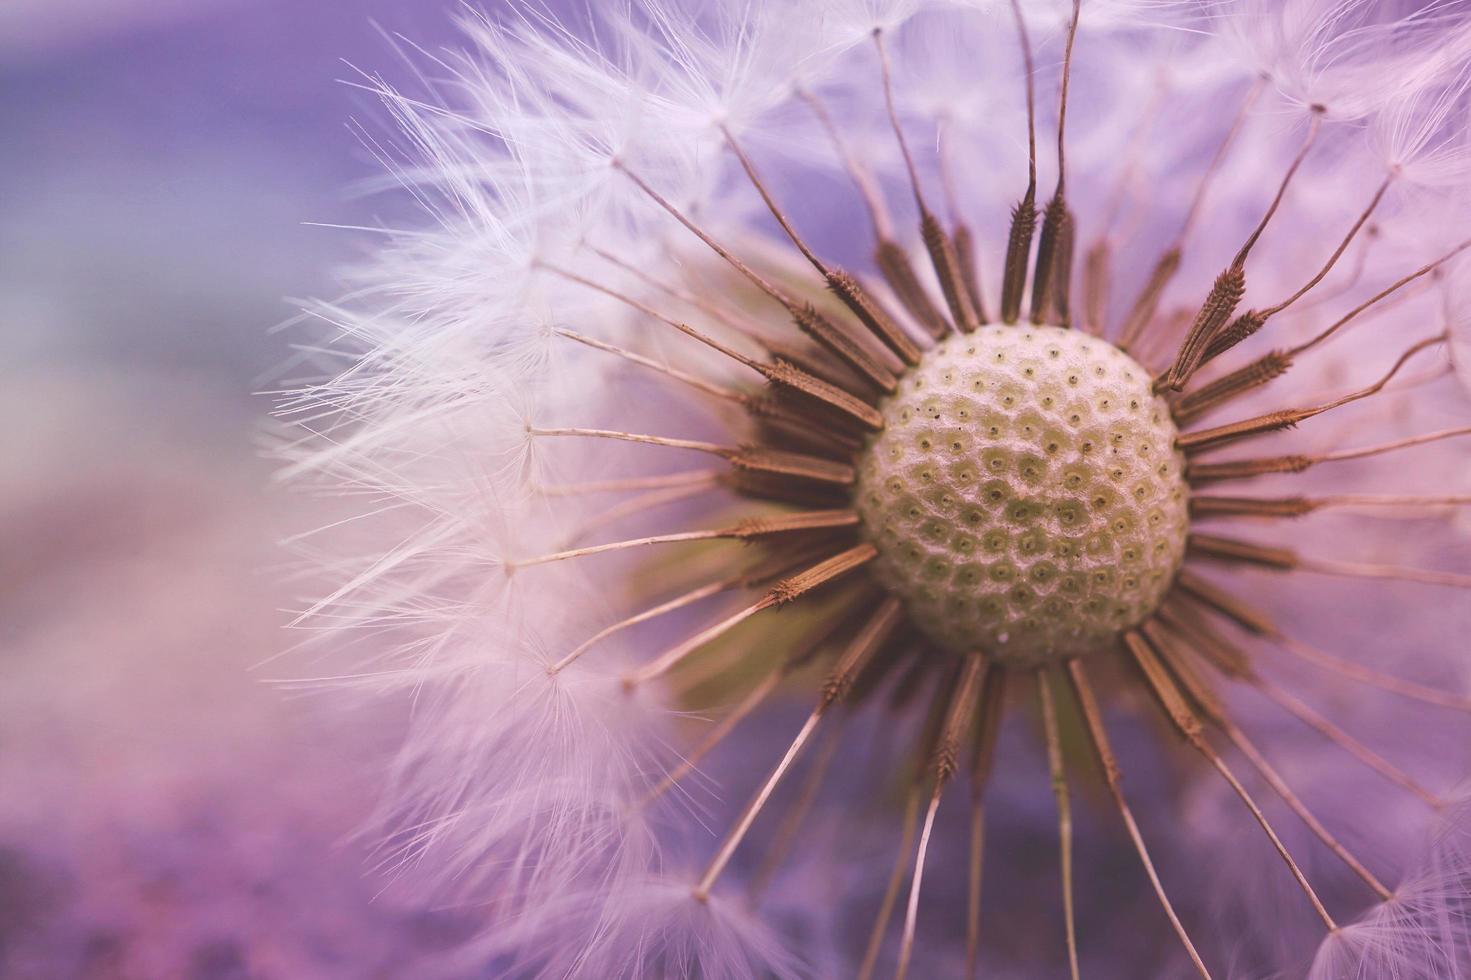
[965,667,1007,977]
[952,222,990,324]
[1171,351,1293,424]
[875,238,952,338]
[964,799,987,979]
[728,444,859,486]
[1053,0,1082,198]
[585,243,782,349]
[760,360,885,431]
[528,426,724,456]
[540,261,768,371]
[1037,668,1081,980]
[799,86,895,242]
[553,328,745,403]
[1125,631,1337,930]
[1054,213,1078,326]
[1001,192,1039,325]
[614,160,793,314]
[1190,492,1471,522]
[1217,719,1393,900]
[626,545,879,687]
[1293,224,1378,314]
[895,791,944,980]
[539,469,723,496]
[857,785,922,980]
[1287,235,1471,356]
[1185,453,1314,485]
[514,507,857,567]
[1009,0,1037,190]
[552,579,726,675]
[1173,570,1280,638]
[1146,614,1392,897]
[1029,0,1081,326]
[720,125,919,371]
[871,29,928,221]
[691,599,899,901]
[1233,113,1323,270]
[819,595,906,708]
[1191,546,1471,596]
[929,115,988,326]
[546,256,873,418]
[692,707,823,902]
[744,395,865,457]
[1187,533,1299,570]
[1082,238,1112,336]
[617,161,906,393]
[1260,175,1393,318]
[1117,248,1182,353]
[873,29,963,338]
[1272,632,1471,712]
[1163,114,1322,391]
[720,124,830,278]
[1162,266,1247,392]
[896,655,986,980]
[1189,494,1319,520]
[1318,424,1471,464]
[746,716,847,904]
[644,666,785,804]
[1000,0,1038,325]
[791,303,900,393]
[535,426,864,485]
[1178,334,1445,454]
[1176,406,1309,455]
[553,547,836,675]
[1065,660,1213,979]
[554,478,721,549]
[1187,423,1471,485]
[1296,556,1471,590]
[1203,724,1338,925]
[828,269,924,366]
[923,210,983,332]
[1251,676,1444,808]
[808,107,949,339]
[1030,197,1073,325]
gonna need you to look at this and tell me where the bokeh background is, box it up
[1,2,479,975]
[6,3,1471,978]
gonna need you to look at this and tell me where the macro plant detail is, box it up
[855,325,1190,664]
[282,1,1471,977]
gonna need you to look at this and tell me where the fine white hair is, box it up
[278,1,1471,975]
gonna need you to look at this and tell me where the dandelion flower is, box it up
[281,0,1471,976]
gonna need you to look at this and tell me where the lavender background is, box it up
[5,2,1469,978]
[0,2,481,976]
[0,0,463,394]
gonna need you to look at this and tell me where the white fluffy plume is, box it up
[277,1,1471,976]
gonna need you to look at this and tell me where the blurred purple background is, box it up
[0,3,482,976]
[7,4,1467,977]
[0,0,464,396]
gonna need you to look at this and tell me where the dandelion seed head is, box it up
[282,0,1471,974]
[856,325,1188,663]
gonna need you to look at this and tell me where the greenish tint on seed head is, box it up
[855,325,1189,667]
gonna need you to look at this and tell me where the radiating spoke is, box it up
[896,655,987,980]
[692,599,902,901]
[1038,667,1081,980]
[1066,660,1213,979]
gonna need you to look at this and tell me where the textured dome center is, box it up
[855,325,1189,666]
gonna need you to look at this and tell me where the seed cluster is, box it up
[856,326,1189,665]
